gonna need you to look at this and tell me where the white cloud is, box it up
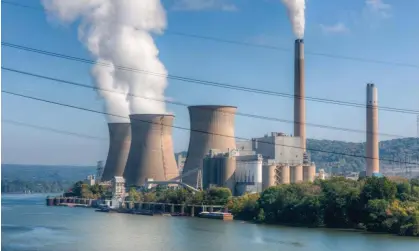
[319,23,349,34]
[172,0,238,12]
[365,0,392,18]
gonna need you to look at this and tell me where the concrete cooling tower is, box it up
[123,114,178,186]
[101,123,131,181]
[182,105,237,186]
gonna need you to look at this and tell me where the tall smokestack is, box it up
[366,83,379,176]
[294,39,306,150]
[182,106,237,186]
[123,114,178,186]
[101,123,131,181]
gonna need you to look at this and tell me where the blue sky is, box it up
[2,0,418,165]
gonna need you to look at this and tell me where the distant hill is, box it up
[307,138,419,172]
[174,138,419,174]
[1,164,96,194]
[1,164,96,182]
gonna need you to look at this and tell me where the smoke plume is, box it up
[281,0,305,38]
[42,0,169,122]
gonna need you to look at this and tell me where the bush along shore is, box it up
[228,177,419,237]
[69,177,419,237]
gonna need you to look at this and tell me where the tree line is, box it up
[68,176,419,237]
[228,177,419,237]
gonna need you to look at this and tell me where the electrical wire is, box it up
[2,42,419,115]
[3,89,418,166]
[2,66,410,139]
[2,119,107,141]
[2,0,418,69]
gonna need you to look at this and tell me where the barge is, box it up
[198,211,233,221]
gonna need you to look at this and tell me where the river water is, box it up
[1,194,418,251]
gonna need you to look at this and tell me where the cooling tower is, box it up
[366,83,380,176]
[123,114,178,186]
[101,123,131,181]
[262,164,277,190]
[182,105,237,186]
[290,165,303,183]
[279,165,290,184]
[294,39,306,151]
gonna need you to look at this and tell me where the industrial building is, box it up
[237,132,304,165]
[101,123,132,181]
[123,114,179,186]
[182,105,237,187]
[202,146,316,195]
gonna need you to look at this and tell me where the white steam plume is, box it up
[281,0,305,39]
[42,0,168,122]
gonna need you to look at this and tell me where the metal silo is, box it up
[101,123,131,181]
[182,105,237,187]
[123,114,178,186]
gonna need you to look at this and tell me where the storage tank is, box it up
[278,165,290,184]
[290,165,303,183]
[303,164,316,182]
[101,123,131,181]
[219,156,236,193]
[182,105,237,186]
[262,164,277,190]
[123,114,178,186]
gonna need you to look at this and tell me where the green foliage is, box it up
[360,177,397,202]
[65,181,108,199]
[204,187,232,205]
[229,177,419,237]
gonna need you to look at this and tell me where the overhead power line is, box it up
[2,0,418,69]
[2,66,410,139]
[2,89,418,165]
[2,119,107,141]
[2,42,419,115]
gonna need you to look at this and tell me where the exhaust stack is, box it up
[123,114,178,186]
[101,123,131,181]
[294,39,306,150]
[366,83,380,176]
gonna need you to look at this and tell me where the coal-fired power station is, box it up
[181,106,237,186]
[101,123,131,181]
[294,39,306,151]
[123,114,178,186]
[366,83,380,176]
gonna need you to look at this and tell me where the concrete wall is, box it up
[123,114,178,186]
[251,134,304,164]
[235,155,263,183]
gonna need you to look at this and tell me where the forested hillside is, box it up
[1,164,95,193]
[308,138,419,172]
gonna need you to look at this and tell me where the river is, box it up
[1,194,418,251]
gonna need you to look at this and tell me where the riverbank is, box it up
[4,193,419,251]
